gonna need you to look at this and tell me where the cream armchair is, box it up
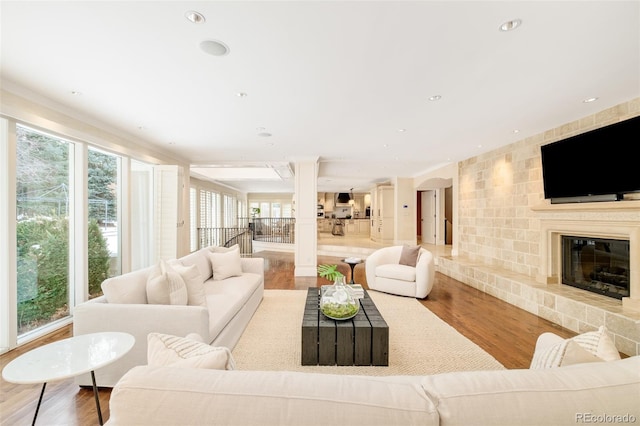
[365,246,435,298]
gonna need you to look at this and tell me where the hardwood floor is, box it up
[0,250,575,425]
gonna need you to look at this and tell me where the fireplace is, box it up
[534,202,640,312]
[562,236,630,300]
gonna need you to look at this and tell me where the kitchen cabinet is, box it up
[371,185,394,243]
[358,219,370,235]
[324,193,335,213]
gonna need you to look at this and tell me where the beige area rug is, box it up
[232,289,505,375]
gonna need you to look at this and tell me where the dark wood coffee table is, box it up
[301,287,389,366]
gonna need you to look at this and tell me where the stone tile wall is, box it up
[443,97,640,356]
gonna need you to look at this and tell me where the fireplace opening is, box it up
[562,236,630,300]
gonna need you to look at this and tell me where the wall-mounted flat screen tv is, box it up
[540,115,640,203]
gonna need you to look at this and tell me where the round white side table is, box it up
[2,331,135,425]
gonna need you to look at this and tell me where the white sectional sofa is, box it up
[105,331,639,425]
[73,246,264,387]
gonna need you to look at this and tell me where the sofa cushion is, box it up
[420,356,640,426]
[146,260,188,305]
[147,332,235,370]
[109,366,439,426]
[168,261,207,307]
[101,265,153,304]
[208,249,243,281]
[399,245,421,267]
[376,264,417,282]
[204,272,263,339]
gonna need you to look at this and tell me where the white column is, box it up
[293,158,318,276]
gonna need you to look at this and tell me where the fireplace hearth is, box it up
[562,236,630,300]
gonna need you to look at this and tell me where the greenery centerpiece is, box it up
[317,264,359,320]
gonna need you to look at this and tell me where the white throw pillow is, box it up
[168,261,207,307]
[571,325,621,361]
[530,326,619,369]
[530,339,602,369]
[208,249,243,281]
[147,332,235,370]
[146,260,189,305]
[209,244,239,253]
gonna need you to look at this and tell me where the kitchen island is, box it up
[318,218,370,236]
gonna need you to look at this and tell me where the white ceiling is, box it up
[2,1,639,193]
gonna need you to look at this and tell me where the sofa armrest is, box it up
[415,249,435,298]
[241,257,265,276]
[73,300,210,387]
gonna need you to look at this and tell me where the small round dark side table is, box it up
[342,258,364,284]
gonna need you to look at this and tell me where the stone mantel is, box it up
[531,199,640,213]
[532,200,640,313]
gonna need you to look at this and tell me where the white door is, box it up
[421,191,436,244]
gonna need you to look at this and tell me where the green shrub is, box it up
[16,216,110,333]
[88,219,111,296]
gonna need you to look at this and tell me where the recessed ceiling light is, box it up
[583,97,599,103]
[200,40,230,56]
[185,11,205,24]
[428,95,442,101]
[513,129,520,134]
[71,90,82,96]
[237,92,248,98]
[258,132,272,138]
[499,19,522,32]
[398,128,406,132]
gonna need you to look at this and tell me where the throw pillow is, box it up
[571,325,621,361]
[529,326,620,369]
[168,261,207,307]
[146,260,189,305]
[210,244,239,253]
[147,332,235,370]
[530,339,602,369]
[208,249,243,281]
[399,245,421,267]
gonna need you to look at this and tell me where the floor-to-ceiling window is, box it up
[87,148,121,298]
[1,105,185,352]
[15,125,73,336]
[199,189,221,246]
[189,187,198,252]
[223,194,237,227]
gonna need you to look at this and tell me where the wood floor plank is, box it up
[1,250,575,425]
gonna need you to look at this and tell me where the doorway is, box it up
[420,190,437,244]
